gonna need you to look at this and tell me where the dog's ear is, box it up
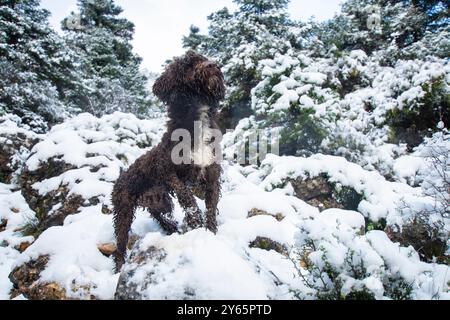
[185,49,198,59]
[153,71,174,104]
[209,74,226,101]
[194,62,226,101]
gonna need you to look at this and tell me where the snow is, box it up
[132,230,269,300]
[234,47,449,183]
[258,153,432,224]
[14,205,118,300]
[393,155,425,185]
[0,184,36,299]
[0,111,448,300]
[26,112,164,172]
[296,209,449,299]
[295,72,327,85]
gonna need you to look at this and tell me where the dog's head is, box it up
[153,50,225,105]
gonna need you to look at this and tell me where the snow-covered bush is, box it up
[387,130,450,263]
[19,112,165,238]
[0,114,41,184]
[222,52,336,159]
[183,0,303,128]
[292,217,447,300]
[222,46,449,180]
[417,130,450,215]
[1,123,449,300]
[257,154,447,232]
[385,59,449,149]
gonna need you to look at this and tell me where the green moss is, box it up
[345,289,376,300]
[384,276,413,300]
[116,154,128,165]
[0,170,6,183]
[20,207,47,238]
[280,108,328,156]
[333,185,364,211]
[386,76,449,149]
[366,218,387,232]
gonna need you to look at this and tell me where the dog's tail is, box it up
[112,174,138,272]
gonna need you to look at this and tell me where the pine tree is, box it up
[0,0,79,128]
[398,0,449,31]
[182,25,205,51]
[62,0,151,117]
[183,0,300,129]
[319,0,446,57]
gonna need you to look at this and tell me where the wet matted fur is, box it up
[112,50,226,271]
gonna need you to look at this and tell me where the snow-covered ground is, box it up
[0,112,448,300]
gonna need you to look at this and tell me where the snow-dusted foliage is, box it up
[294,220,448,300]
[0,114,42,184]
[0,0,155,124]
[223,45,449,176]
[405,129,450,221]
[0,0,76,124]
[60,0,153,118]
[0,184,36,300]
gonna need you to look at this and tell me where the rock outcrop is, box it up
[115,245,168,300]
[9,256,67,300]
[16,113,164,237]
[290,175,344,210]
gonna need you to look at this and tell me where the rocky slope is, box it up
[0,112,448,300]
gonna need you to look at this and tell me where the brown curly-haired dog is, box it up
[112,51,225,271]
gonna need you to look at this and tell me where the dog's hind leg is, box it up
[167,174,203,232]
[112,181,138,272]
[138,187,179,234]
[152,212,179,234]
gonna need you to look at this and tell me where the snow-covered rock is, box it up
[0,112,448,300]
[18,112,165,235]
[2,112,164,299]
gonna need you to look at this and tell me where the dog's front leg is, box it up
[204,164,221,234]
[167,174,203,232]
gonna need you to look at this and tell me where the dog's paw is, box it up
[205,220,218,234]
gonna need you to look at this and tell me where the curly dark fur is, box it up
[112,51,225,271]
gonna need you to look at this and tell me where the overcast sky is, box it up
[40,0,342,73]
